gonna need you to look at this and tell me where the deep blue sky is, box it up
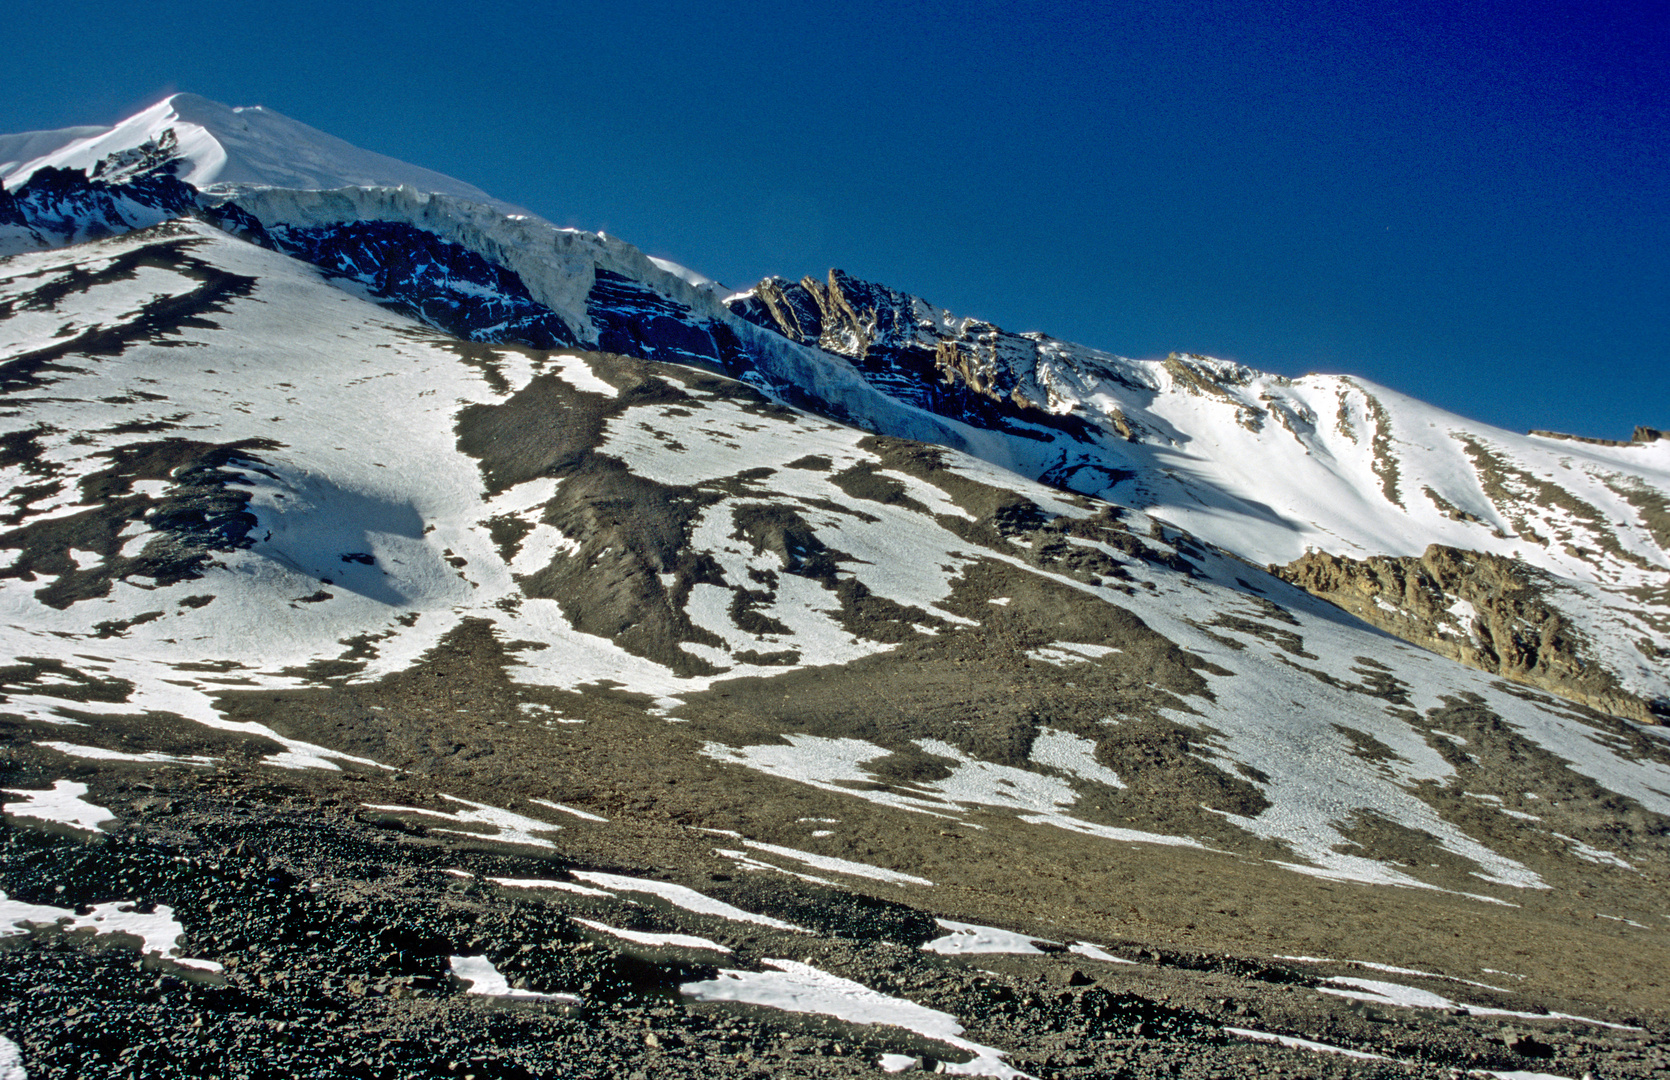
[4,0,1665,439]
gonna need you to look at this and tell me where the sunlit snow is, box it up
[572,917,731,953]
[681,959,1032,1079]
[0,1034,24,1080]
[922,920,1052,956]
[0,890,220,971]
[1,781,115,833]
[449,955,577,1001]
[566,871,808,932]
[361,795,566,849]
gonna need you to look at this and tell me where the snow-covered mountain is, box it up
[1,94,1667,1078]
[193,186,1670,719]
[161,191,1670,726]
[1,93,516,210]
[6,217,1665,892]
[12,94,1657,722]
[727,271,1670,723]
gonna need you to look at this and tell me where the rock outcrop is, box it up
[1527,425,1666,447]
[729,269,1098,441]
[1276,543,1667,723]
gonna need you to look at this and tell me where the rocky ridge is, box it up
[723,272,1670,723]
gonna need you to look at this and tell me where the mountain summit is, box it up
[0,94,1666,1079]
[1,92,516,210]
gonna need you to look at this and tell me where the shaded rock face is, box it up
[4,148,579,353]
[88,128,185,184]
[0,436,279,612]
[729,270,1096,443]
[1275,544,1667,723]
[587,269,752,377]
[269,220,579,349]
[0,159,272,257]
[0,165,199,249]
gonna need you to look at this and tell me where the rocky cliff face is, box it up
[0,165,198,251]
[269,219,580,349]
[1275,544,1668,723]
[729,270,1098,442]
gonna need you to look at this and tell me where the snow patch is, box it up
[1067,941,1134,964]
[0,891,220,971]
[731,839,933,887]
[923,920,1052,956]
[1273,955,1511,993]
[681,958,1032,1078]
[449,955,577,1001]
[1,781,115,833]
[0,1035,21,1080]
[1551,833,1633,869]
[528,797,608,822]
[715,849,839,887]
[702,733,1204,850]
[1318,976,1638,1029]
[35,742,214,767]
[486,876,613,898]
[361,794,565,849]
[572,917,731,952]
[1029,727,1125,789]
[1024,642,1120,667]
[567,871,808,932]
[1224,1027,1385,1061]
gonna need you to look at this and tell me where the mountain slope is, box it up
[193,182,1670,734]
[7,94,1664,735]
[728,271,1670,722]
[0,124,107,174]
[3,219,1667,943]
[1,96,1668,1079]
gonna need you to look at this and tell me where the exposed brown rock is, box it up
[1274,543,1666,723]
[1525,426,1666,447]
[1528,428,1634,448]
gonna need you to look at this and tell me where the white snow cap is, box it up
[1,93,523,213]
